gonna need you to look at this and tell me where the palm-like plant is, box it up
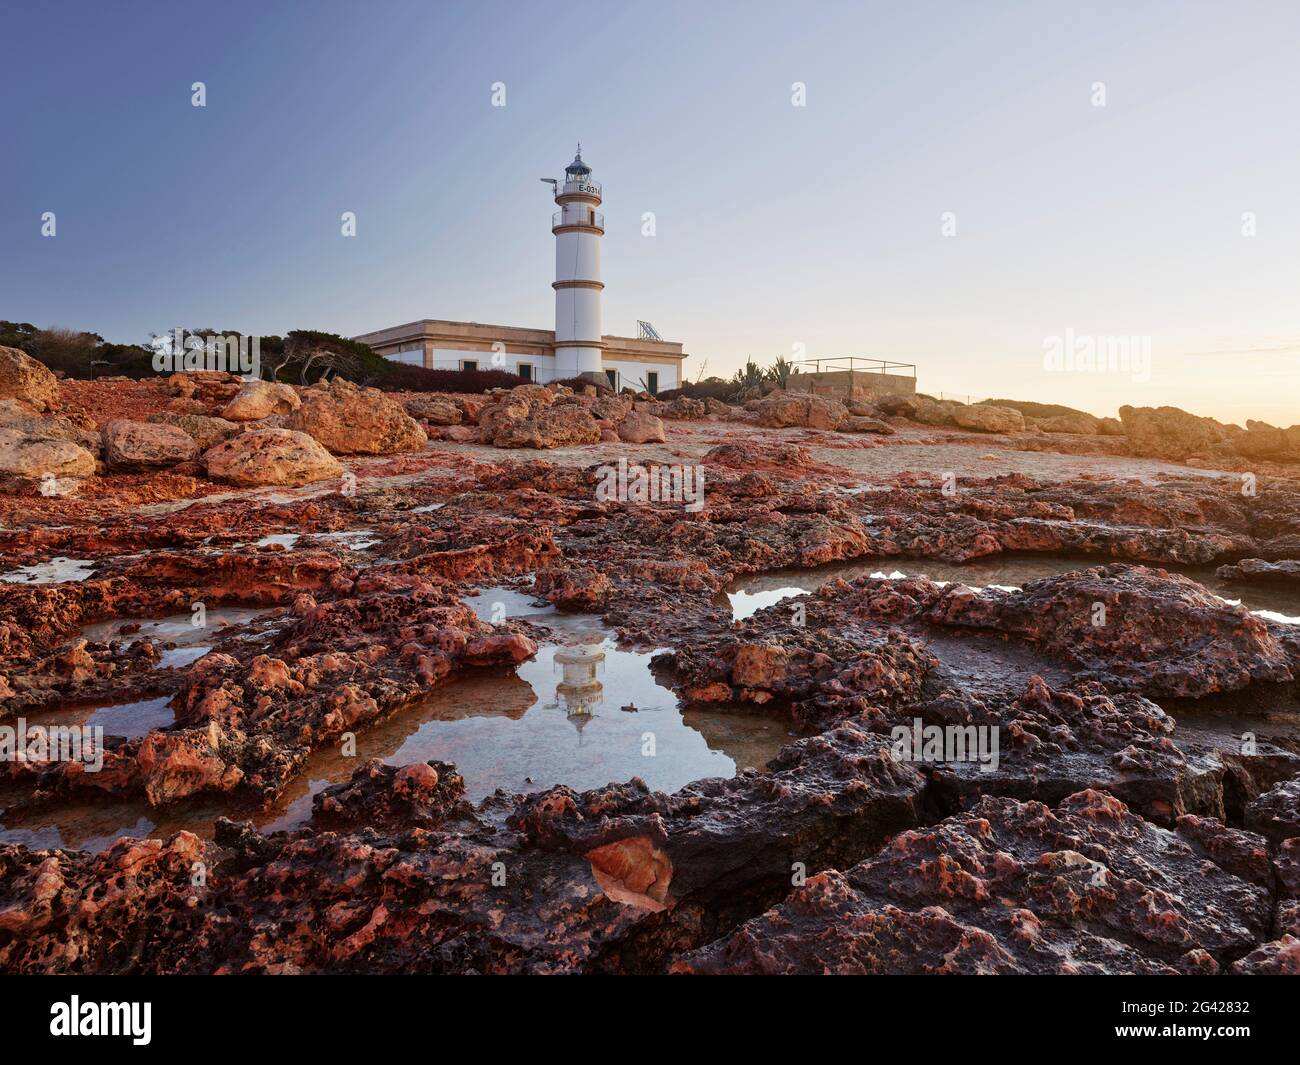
[731,358,765,389]
[766,355,794,389]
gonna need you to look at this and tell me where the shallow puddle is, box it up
[463,585,558,625]
[311,530,379,551]
[81,607,269,649]
[0,557,97,584]
[22,695,175,741]
[0,639,791,854]
[254,533,300,548]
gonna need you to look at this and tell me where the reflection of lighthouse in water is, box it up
[551,640,606,740]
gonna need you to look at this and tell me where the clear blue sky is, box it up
[3,0,1298,423]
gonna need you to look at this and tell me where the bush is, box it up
[365,363,526,393]
[550,375,615,395]
[659,378,738,403]
[2,321,156,379]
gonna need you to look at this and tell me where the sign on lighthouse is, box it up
[548,146,605,380]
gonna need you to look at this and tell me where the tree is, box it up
[282,330,384,383]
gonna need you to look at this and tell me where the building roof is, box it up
[565,149,591,177]
[352,318,686,361]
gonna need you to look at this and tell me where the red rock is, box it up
[953,405,1024,433]
[221,380,300,421]
[286,378,426,455]
[1119,404,1229,460]
[617,411,666,444]
[102,419,199,469]
[752,392,846,430]
[677,791,1271,974]
[203,428,343,487]
[0,346,60,412]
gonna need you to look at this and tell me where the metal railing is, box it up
[553,210,604,229]
[790,356,916,377]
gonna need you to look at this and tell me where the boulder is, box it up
[0,428,96,483]
[0,346,60,412]
[838,416,895,435]
[147,412,245,452]
[454,397,487,424]
[1233,424,1298,462]
[102,419,200,470]
[952,405,1025,434]
[1098,417,1125,437]
[1034,411,1100,435]
[592,394,634,422]
[510,384,556,407]
[910,399,961,426]
[475,385,604,449]
[874,393,922,417]
[404,396,462,425]
[285,379,426,455]
[221,380,300,421]
[661,397,707,420]
[617,411,667,444]
[753,393,847,430]
[169,371,242,406]
[0,399,100,452]
[478,395,535,438]
[1118,405,1229,460]
[437,425,478,443]
[203,428,344,487]
[1244,778,1300,844]
[492,405,601,449]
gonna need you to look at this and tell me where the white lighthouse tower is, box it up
[549,146,604,381]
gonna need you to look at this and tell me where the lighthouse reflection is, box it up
[549,638,606,740]
[1,636,794,854]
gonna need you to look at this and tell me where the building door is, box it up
[647,371,659,395]
[518,363,533,382]
[605,369,618,391]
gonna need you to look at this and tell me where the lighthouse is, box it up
[550,146,604,381]
[360,147,689,392]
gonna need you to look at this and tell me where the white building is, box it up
[355,148,687,395]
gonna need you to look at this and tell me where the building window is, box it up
[646,371,659,395]
[460,359,478,371]
[518,363,533,382]
[605,369,619,391]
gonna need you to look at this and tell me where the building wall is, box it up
[358,320,687,391]
[387,346,679,391]
[783,370,916,400]
[388,345,558,380]
[603,359,679,393]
